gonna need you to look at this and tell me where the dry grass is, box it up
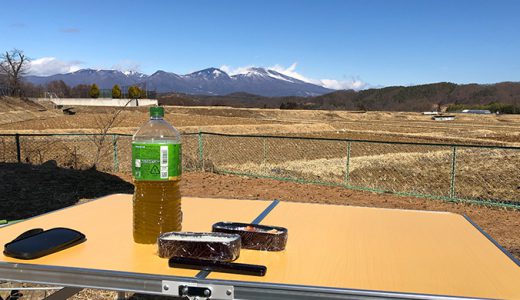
[222,147,520,202]
[1,105,519,202]
[1,105,520,146]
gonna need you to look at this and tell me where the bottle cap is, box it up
[150,106,164,117]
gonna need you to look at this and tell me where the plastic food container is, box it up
[158,231,241,261]
[212,222,288,251]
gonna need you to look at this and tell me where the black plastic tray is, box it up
[4,227,86,260]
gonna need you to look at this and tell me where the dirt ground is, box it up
[0,162,133,220]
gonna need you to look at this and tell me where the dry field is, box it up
[223,147,520,201]
[1,104,520,146]
[1,104,519,203]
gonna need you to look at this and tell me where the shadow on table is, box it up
[0,161,134,220]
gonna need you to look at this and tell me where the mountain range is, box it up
[25,67,334,97]
[160,81,520,113]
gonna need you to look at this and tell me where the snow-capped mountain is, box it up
[184,67,231,80]
[233,67,296,82]
[26,69,147,88]
[230,68,329,96]
[25,67,333,97]
[177,68,235,95]
[122,70,147,78]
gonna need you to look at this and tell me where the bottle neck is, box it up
[150,116,163,120]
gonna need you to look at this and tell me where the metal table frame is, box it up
[0,262,490,300]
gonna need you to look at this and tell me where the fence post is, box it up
[449,145,457,199]
[344,140,351,186]
[198,131,204,171]
[112,134,119,172]
[15,134,21,163]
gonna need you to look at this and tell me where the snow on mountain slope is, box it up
[25,67,334,96]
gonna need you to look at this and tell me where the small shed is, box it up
[432,115,455,121]
[461,109,491,114]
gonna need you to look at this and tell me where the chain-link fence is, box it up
[1,132,519,209]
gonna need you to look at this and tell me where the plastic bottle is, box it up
[132,106,182,244]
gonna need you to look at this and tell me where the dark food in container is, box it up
[158,232,241,261]
[212,222,288,251]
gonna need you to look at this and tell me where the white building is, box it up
[432,115,456,121]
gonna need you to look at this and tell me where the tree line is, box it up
[446,102,520,114]
[159,81,520,114]
[26,80,149,99]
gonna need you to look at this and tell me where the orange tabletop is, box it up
[0,194,519,299]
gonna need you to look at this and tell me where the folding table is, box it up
[0,194,519,299]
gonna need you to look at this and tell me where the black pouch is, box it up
[169,257,267,276]
[3,227,86,260]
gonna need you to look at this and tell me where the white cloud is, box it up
[220,64,255,75]
[268,63,311,82]
[220,62,368,90]
[112,60,142,73]
[269,63,368,90]
[319,78,368,90]
[28,57,82,76]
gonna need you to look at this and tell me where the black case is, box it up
[169,257,267,276]
[4,227,86,260]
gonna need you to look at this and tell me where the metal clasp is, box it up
[161,281,233,300]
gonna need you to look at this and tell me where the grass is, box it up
[221,147,520,203]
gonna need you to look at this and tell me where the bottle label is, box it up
[132,143,181,180]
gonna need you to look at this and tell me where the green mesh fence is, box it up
[348,142,453,197]
[0,132,519,209]
[0,135,18,163]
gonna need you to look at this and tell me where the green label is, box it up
[132,143,181,180]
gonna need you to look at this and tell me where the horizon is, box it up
[25,66,520,91]
[2,0,520,90]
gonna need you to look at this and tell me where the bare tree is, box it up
[89,99,134,169]
[46,80,71,98]
[0,49,30,97]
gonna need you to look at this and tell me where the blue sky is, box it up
[1,0,519,89]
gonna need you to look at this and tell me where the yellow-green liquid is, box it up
[133,179,182,244]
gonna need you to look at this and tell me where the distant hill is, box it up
[0,96,57,126]
[25,67,333,97]
[159,81,520,112]
[311,82,520,111]
[0,96,46,113]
